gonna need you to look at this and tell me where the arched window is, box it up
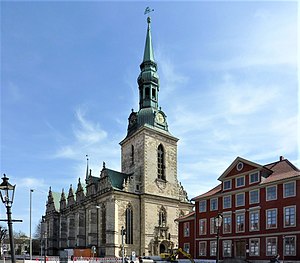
[125,204,133,244]
[101,204,106,244]
[157,144,165,180]
[159,206,167,227]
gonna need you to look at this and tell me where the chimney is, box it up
[280,156,284,161]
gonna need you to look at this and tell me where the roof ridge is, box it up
[264,158,300,172]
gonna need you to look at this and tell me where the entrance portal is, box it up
[159,243,166,254]
[235,240,246,258]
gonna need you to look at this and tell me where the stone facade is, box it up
[43,15,193,258]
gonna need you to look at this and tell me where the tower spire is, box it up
[143,16,155,63]
[138,10,159,110]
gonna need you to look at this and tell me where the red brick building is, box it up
[177,156,300,262]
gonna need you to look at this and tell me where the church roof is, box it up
[104,168,130,190]
[52,191,61,211]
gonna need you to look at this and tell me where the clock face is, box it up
[156,112,165,124]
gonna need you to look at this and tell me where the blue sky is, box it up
[1,1,298,236]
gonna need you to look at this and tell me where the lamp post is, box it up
[41,216,47,263]
[215,213,223,263]
[30,189,34,260]
[0,174,16,263]
[121,226,126,263]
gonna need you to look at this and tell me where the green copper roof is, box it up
[105,168,130,190]
[143,16,155,63]
[52,191,61,211]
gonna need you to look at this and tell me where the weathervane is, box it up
[144,6,154,16]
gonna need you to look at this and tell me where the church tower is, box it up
[120,14,192,255]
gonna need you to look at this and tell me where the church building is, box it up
[44,15,193,258]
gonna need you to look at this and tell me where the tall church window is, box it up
[157,144,165,180]
[159,206,167,227]
[101,204,106,244]
[125,204,133,244]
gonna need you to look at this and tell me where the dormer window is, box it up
[223,180,232,190]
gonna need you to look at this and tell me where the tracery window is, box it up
[157,144,165,180]
[125,204,133,244]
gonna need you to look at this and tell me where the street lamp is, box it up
[30,189,34,260]
[0,174,16,263]
[41,217,48,263]
[121,226,126,263]
[215,213,223,263]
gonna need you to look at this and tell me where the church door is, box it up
[159,243,166,254]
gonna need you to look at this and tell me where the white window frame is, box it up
[223,179,232,190]
[199,241,207,256]
[223,214,232,234]
[223,240,232,257]
[266,185,277,201]
[210,241,217,256]
[283,181,296,198]
[223,195,231,209]
[210,198,218,211]
[249,171,260,184]
[183,222,190,237]
[266,208,278,229]
[199,200,207,213]
[236,176,245,188]
[249,189,260,204]
[266,237,277,256]
[199,219,207,235]
[284,205,296,228]
[249,238,260,256]
[283,235,296,256]
[235,192,245,207]
[249,210,260,231]
[210,217,217,234]
[183,243,190,254]
[236,213,245,233]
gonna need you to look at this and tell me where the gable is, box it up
[218,156,269,181]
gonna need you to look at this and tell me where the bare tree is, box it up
[0,226,7,257]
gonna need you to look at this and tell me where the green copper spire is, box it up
[126,12,169,137]
[138,15,159,110]
[143,17,155,63]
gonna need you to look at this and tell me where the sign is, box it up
[91,246,96,253]
[131,251,136,261]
